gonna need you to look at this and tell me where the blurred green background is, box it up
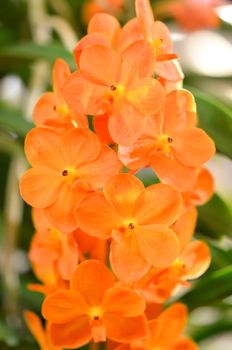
[0,0,232,349]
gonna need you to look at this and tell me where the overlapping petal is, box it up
[76,192,122,239]
[70,260,115,305]
[104,173,144,217]
[49,317,91,348]
[135,226,180,268]
[42,290,89,323]
[135,183,183,226]
[80,45,122,86]
[20,168,63,208]
[172,128,216,167]
[110,234,150,282]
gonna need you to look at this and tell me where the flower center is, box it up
[54,103,70,117]
[171,259,186,276]
[89,306,103,320]
[61,167,79,185]
[150,38,163,55]
[155,134,173,154]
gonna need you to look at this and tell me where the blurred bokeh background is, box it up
[0,0,232,349]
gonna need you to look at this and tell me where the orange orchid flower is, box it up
[33,59,88,132]
[76,173,182,282]
[116,304,199,350]
[119,89,215,191]
[42,260,147,348]
[73,228,108,262]
[119,0,183,82]
[134,240,211,303]
[20,127,122,232]
[24,311,61,350]
[28,208,78,287]
[64,41,165,146]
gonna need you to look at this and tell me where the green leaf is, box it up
[191,319,232,342]
[0,104,33,138]
[179,266,232,310]
[185,86,232,159]
[197,194,232,238]
[0,42,75,69]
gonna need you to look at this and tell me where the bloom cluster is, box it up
[20,0,216,349]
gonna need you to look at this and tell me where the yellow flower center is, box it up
[156,134,173,154]
[150,38,163,55]
[89,306,103,320]
[171,259,186,275]
[55,103,70,117]
[61,167,79,184]
[106,84,126,104]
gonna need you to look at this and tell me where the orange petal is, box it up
[181,240,211,279]
[33,92,58,126]
[152,20,173,54]
[172,206,198,250]
[76,192,122,239]
[152,153,199,191]
[135,183,182,226]
[182,167,214,206]
[77,144,122,190]
[135,226,180,268]
[163,89,197,134]
[49,317,91,348]
[80,45,122,86]
[24,311,47,349]
[62,71,92,115]
[61,128,101,168]
[150,303,187,347]
[44,184,83,233]
[171,337,199,350]
[110,234,150,282]
[29,232,59,265]
[135,0,155,40]
[57,233,79,280]
[74,229,107,262]
[42,290,89,323]
[172,128,215,167]
[52,58,71,100]
[70,260,115,305]
[104,173,144,217]
[93,114,114,144]
[20,168,63,208]
[32,208,51,232]
[73,33,110,67]
[108,101,146,146]
[120,40,156,85]
[117,18,142,53]
[102,286,145,317]
[25,127,64,170]
[103,314,148,343]
[128,79,165,117]
[156,60,183,82]
[88,13,120,44]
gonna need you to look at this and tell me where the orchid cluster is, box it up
[20,0,216,349]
